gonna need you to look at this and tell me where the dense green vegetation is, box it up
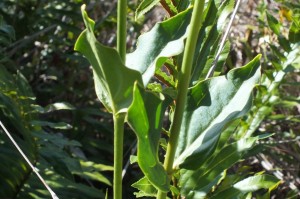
[0,0,299,198]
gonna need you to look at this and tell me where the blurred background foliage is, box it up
[0,0,299,198]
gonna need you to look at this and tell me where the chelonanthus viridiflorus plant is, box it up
[74,0,280,198]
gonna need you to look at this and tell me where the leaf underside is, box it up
[75,5,143,114]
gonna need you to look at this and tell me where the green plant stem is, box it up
[117,0,127,62]
[113,113,125,199]
[114,1,127,198]
[156,0,205,198]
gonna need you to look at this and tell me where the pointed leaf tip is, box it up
[175,55,261,169]
[81,4,86,11]
[75,6,143,113]
[80,4,95,32]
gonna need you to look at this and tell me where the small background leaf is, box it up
[132,177,157,198]
[266,11,281,35]
[233,174,280,192]
[135,0,160,20]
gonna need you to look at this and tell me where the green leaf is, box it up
[132,176,157,198]
[33,131,81,148]
[211,174,281,199]
[174,0,191,12]
[233,174,280,192]
[127,82,170,192]
[175,55,261,170]
[31,120,72,129]
[278,35,291,52]
[240,105,272,137]
[42,155,74,181]
[266,11,281,35]
[179,137,258,198]
[155,67,176,87]
[289,14,300,43]
[0,16,15,42]
[164,0,178,14]
[135,0,160,20]
[208,173,247,199]
[20,169,105,199]
[289,22,300,43]
[270,44,286,62]
[31,102,75,113]
[81,171,111,186]
[127,8,192,85]
[80,161,114,172]
[285,43,300,70]
[130,155,138,164]
[0,66,40,198]
[147,82,163,93]
[75,5,143,114]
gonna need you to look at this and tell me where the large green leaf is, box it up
[127,83,170,192]
[126,8,192,85]
[179,137,258,198]
[75,5,143,114]
[174,55,261,170]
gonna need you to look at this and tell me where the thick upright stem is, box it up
[117,0,127,62]
[114,1,127,199]
[113,113,125,199]
[157,0,205,198]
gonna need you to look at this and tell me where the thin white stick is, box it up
[122,140,137,178]
[0,120,59,199]
[206,0,242,79]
